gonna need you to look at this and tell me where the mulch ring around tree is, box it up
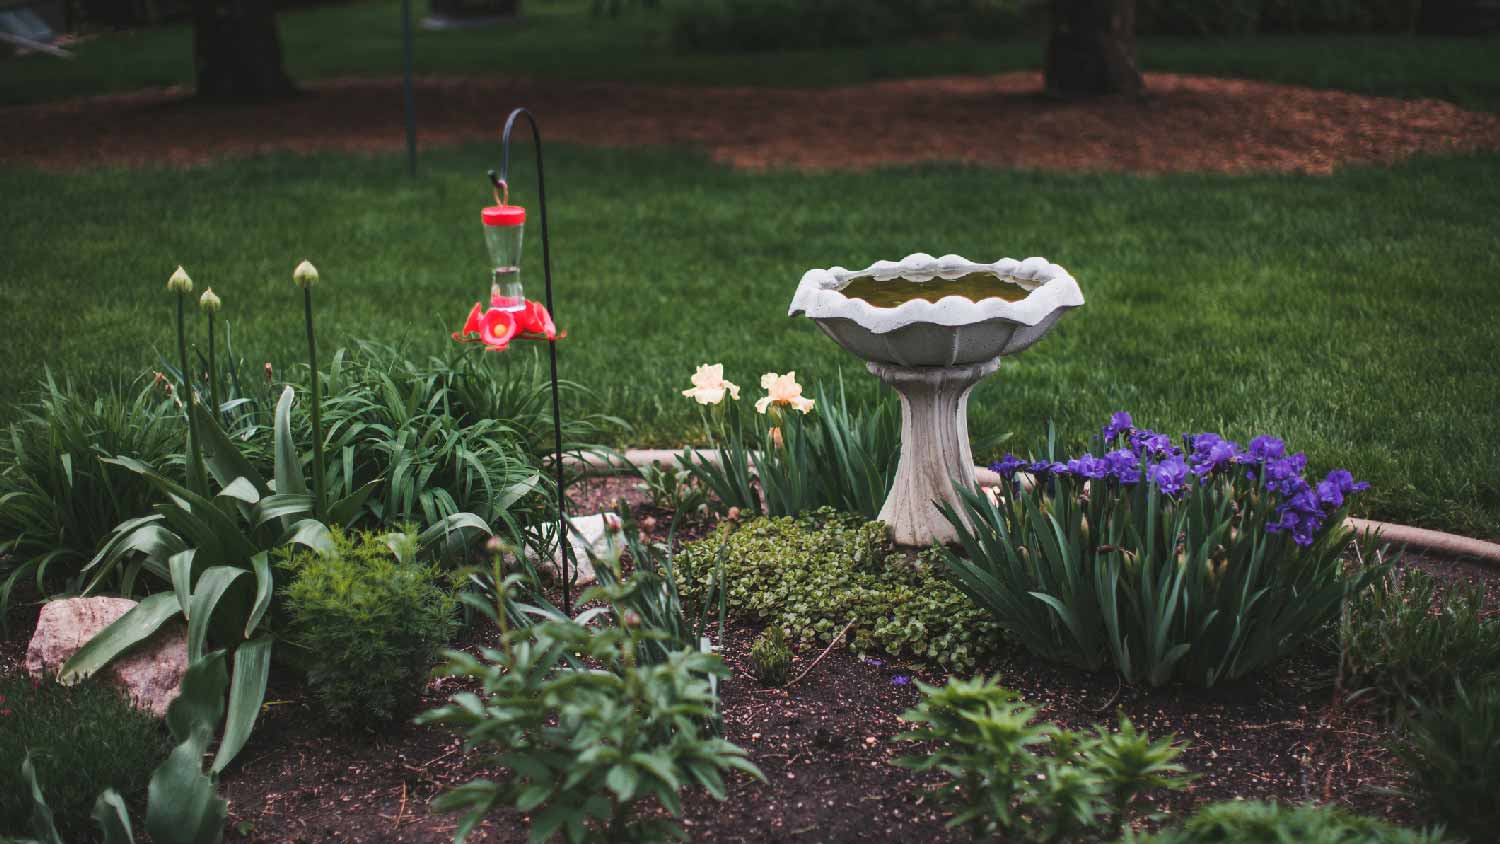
[3,72,1500,175]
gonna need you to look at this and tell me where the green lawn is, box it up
[3,0,1498,111]
[2,143,1497,537]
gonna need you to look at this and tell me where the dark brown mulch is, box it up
[2,503,1491,842]
[3,73,1499,175]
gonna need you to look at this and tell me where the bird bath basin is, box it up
[789,253,1084,545]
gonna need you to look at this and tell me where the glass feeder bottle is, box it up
[482,203,527,312]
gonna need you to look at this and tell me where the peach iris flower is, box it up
[755,371,814,415]
[682,364,741,406]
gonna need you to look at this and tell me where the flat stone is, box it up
[25,596,188,718]
[529,512,624,587]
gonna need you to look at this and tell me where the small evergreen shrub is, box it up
[281,529,459,727]
[0,675,170,841]
[677,509,1002,672]
[894,675,1192,842]
[1131,799,1451,843]
[749,626,792,686]
[1393,680,1500,843]
[1340,566,1500,711]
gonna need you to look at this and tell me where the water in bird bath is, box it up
[839,270,1030,309]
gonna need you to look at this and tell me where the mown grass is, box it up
[1,143,1497,537]
[3,0,1498,110]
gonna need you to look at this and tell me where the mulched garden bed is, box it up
[3,72,1499,175]
[3,479,1493,842]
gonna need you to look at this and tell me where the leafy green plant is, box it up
[1128,800,1451,844]
[1340,566,1500,712]
[418,550,763,843]
[636,461,708,516]
[940,416,1383,686]
[0,374,181,622]
[12,651,239,844]
[893,675,1192,842]
[280,528,460,727]
[749,625,792,687]
[680,379,900,521]
[1392,679,1500,843]
[0,676,170,841]
[677,509,1001,672]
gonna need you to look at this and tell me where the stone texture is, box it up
[869,359,1000,546]
[529,512,623,587]
[25,596,188,717]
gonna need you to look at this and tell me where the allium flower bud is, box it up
[640,516,657,535]
[293,260,319,289]
[263,362,273,383]
[166,266,193,294]
[726,506,741,522]
[485,536,508,555]
[622,611,641,628]
[199,288,221,313]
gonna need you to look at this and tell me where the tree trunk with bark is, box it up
[192,0,296,102]
[1044,0,1143,99]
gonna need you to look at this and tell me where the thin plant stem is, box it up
[206,310,220,424]
[176,293,204,490]
[303,287,326,518]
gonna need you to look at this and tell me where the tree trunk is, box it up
[1044,0,1143,99]
[192,0,296,102]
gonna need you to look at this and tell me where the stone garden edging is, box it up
[567,448,1500,564]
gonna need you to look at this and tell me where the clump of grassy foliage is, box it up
[0,675,170,841]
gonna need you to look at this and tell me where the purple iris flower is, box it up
[1102,411,1133,444]
[1190,438,1241,476]
[1103,449,1140,485]
[1247,436,1286,462]
[1261,455,1309,497]
[1323,469,1370,494]
[891,674,912,686]
[1029,459,1067,479]
[1130,429,1178,459]
[1066,453,1110,480]
[990,454,1028,481]
[1146,455,1189,497]
[1316,479,1344,509]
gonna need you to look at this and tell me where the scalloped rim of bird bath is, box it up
[788,252,1083,333]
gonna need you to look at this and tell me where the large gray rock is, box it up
[25,596,188,718]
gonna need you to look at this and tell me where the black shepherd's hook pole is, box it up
[491,107,573,616]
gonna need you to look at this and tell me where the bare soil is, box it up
[3,73,1499,174]
[3,480,1495,843]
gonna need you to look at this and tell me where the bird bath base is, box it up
[869,358,999,546]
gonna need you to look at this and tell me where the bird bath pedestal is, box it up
[789,253,1084,546]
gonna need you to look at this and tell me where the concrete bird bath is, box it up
[789,253,1084,545]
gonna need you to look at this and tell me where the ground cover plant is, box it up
[2,145,1498,537]
[1132,800,1451,844]
[0,675,171,840]
[1392,679,1500,843]
[1340,565,1500,712]
[941,414,1381,686]
[678,508,1002,671]
[418,542,762,843]
[895,675,1194,842]
[4,0,1498,111]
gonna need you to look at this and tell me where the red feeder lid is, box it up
[482,205,526,227]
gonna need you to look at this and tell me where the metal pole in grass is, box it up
[495,109,572,615]
[402,0,418,177]
[447,108,571,614]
